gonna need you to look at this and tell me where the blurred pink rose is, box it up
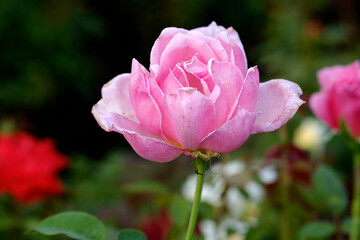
[92,22,303,162]
[310,60,360,138]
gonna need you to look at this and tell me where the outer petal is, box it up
[123,132,183,162]
[92,79,183,162]
[226,27,247,76]
[94,110,183,162]
[339,89,360,137]
[317,60,360,89]
[309,92,338,130]
[150,27,188,65]
[129,59,164,136]
[200,107,257,152]
[252,79,304,134]
[162,88,216,150]
[192,22,226,38]
[216,27,247,77]
[92,74,138,129]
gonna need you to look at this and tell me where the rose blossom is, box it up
[0,131,68,204]
[140,210,172,240]
[309,60,360,138]
[92,22,304,162]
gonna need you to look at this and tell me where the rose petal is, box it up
[150,27,188,66]
[339,89,360,137]
[208,59,244,126]
[187,30,229,62]
[200,107,257,152]
[170,64,189,87]
[317,60,360,89]
[162,88,216,150]
[184,55,215,95]
[252,79,304,133]
[193,22,226,38]
[92,74,138,129]
[194,22,248,75]
[124,132,183,162]
[231,66,259,119]
[216,28,247,77]
[157,33,218,81]
[96,112,183,162]
[239,67,260,112]
[158,70,183,95]
[309,92,338,130]
[129,59,164,136]
[226,27,247,76]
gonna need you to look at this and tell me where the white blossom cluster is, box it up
[181,160,278,240]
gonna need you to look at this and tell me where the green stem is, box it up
[185,157,206,240]
[351,151,360,240]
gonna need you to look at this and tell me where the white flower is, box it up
[181,174,225,207]
[244,181,264,203]
[226,187,247,218]
[223,161,246,177]
[218,218,249,239]
[258,165,278,184]
[200,218,248,240]
[200,220,217,240]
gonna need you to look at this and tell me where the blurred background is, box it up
[0,0,360,239]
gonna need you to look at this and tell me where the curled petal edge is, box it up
[252,79,304,134]
[92,109,183,162]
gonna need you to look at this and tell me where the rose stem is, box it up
[351,150,360,240]
[185,157,206,240]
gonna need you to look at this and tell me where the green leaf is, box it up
[312,165,347,215]
[33,211,107,240]
[298,221,335,240]
[122,181,170,195]
[341,218,360,234]
[117,229,148,240]
[199,202,215,220]
[169,195,191,227]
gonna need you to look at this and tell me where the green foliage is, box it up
[33,211,107,240]
[341,218,360,234]
[307,165,347,215]
[68,151,125,211]
[169,195,191,227]
[117,229,148,240]
[122,181,170,195]
[298,221,335,240]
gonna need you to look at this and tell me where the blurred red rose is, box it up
[0,131,68,204]
[140,210,172,240]
[265,143,312,185]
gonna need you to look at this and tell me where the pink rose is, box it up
[92,22,303,162]
[310,60,360,138]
